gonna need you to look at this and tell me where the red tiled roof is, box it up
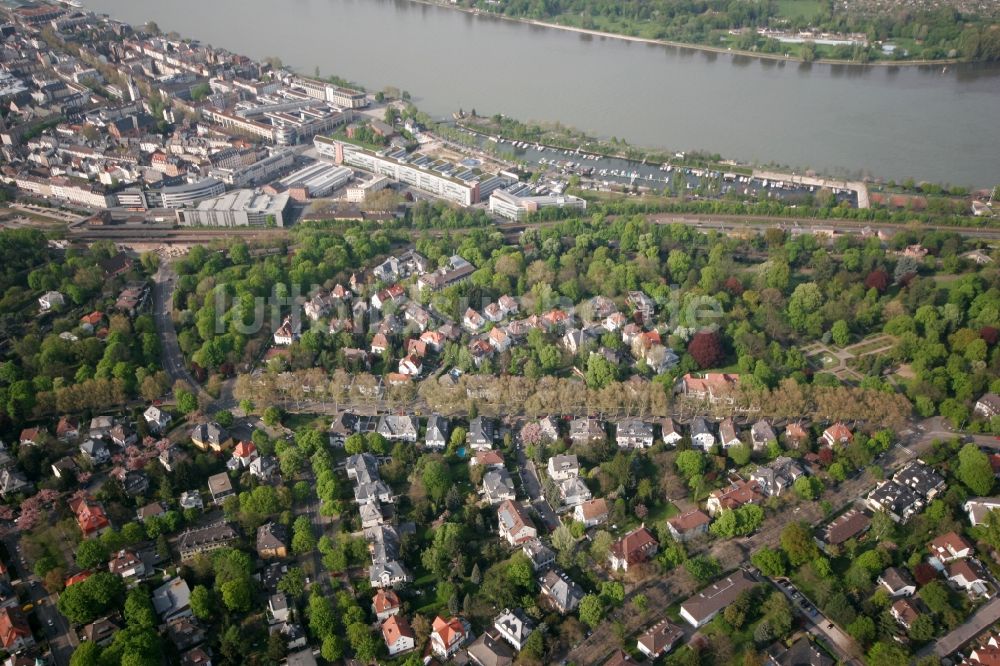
[0,608,31,649]
[233,441,256,458]
[382,615,414,643]
[610,527,658,565]
[373,589,400,614]
[432,616,464,647]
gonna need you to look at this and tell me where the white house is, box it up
[547,454,580,481]
[143,406,172,433]
[38,291,65,311]
[381,616,416,656]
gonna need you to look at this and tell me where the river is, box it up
[85,0,1000,187]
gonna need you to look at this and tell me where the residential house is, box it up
[866,481,924,523]
[929,532,973,568]
[537,416,560,442]
[177,523,238,560]
[467,629,515,666]
[370,333,389,355]
[498,295,519,317]
[472,450,505,469]
[328,411,359,446]
[463,308,485,333]
[522,539,555,571]
[569,418,605,445]
[894,461,946,500]
[0,470,30,498]
[964,497,1000,527]
[272,316,300,346]
[890,598,920,630]
[660,418,683,446]
[975,393,1000,419]
[559,477,593,507]
[574,499,609,528]
[137,501,166,522]
[382,615,416,656]
[373,589,400,621]
[228,441,258,470]
[679,569,757,628]
[750,419,777,451]
[143,406,172,433]
[637,619,684,660]
[51,457,80,480]
[718,417,741,449]
[419,330,445,352]
[667,509,711,542]
[494,608,534,651]
[367,524,411,589]
[257,522,289,559]
[109,549,145,579]
[18,428,41,447]
[547,454,580,481]
[766,637,834,666]
[878,567,916,598]
[539,569,584,613]
[784,423,809,448]
[497,500,536,546]
[706,479,763,516]
[38,290,64,311]
[482,469,517,505]
[89,416,114,440]
[207,472,234,506]
[947,559,990,597]
[425,414,449,449]
[80,439,110,465]
[70,496,110,538]
[360,502,385,529]
[249,455,279,482]
[750,457,807,497]
[152,578,192,622]
[160,446,189,473]
[179,491,203,511]
[267,593,290,625]
[83,617,122,647]
[690,417,715,450]
[468,417,497,451]
[109,424,137,448]
[430,616,467,660]
[190,422,231,453]
[821,423,853,447]
[0,608,33,653]
[404,302,433,331]
[609,527,658,572]
[627,291,655,322]
[676,373,740,404]
[56,416,80,441]
[376,414,419,442]
[488,327,511,353]
[820,509,871,549]
[398,354,422,376]
[616,419,654,448]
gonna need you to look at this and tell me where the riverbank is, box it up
[406,0,962,68]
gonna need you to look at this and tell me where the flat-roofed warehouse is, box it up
[176,190,291,227]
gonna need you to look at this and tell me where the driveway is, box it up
[514,447,559,532]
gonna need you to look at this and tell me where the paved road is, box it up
[769,576,864,665]
[930,596,1000,657]
[153,265,214,408]
[2,535,75,666]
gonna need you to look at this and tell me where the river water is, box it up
[86,0,1000,187]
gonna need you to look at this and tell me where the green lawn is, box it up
[774,0,825,21]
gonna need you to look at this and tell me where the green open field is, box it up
[775,0,827,21]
